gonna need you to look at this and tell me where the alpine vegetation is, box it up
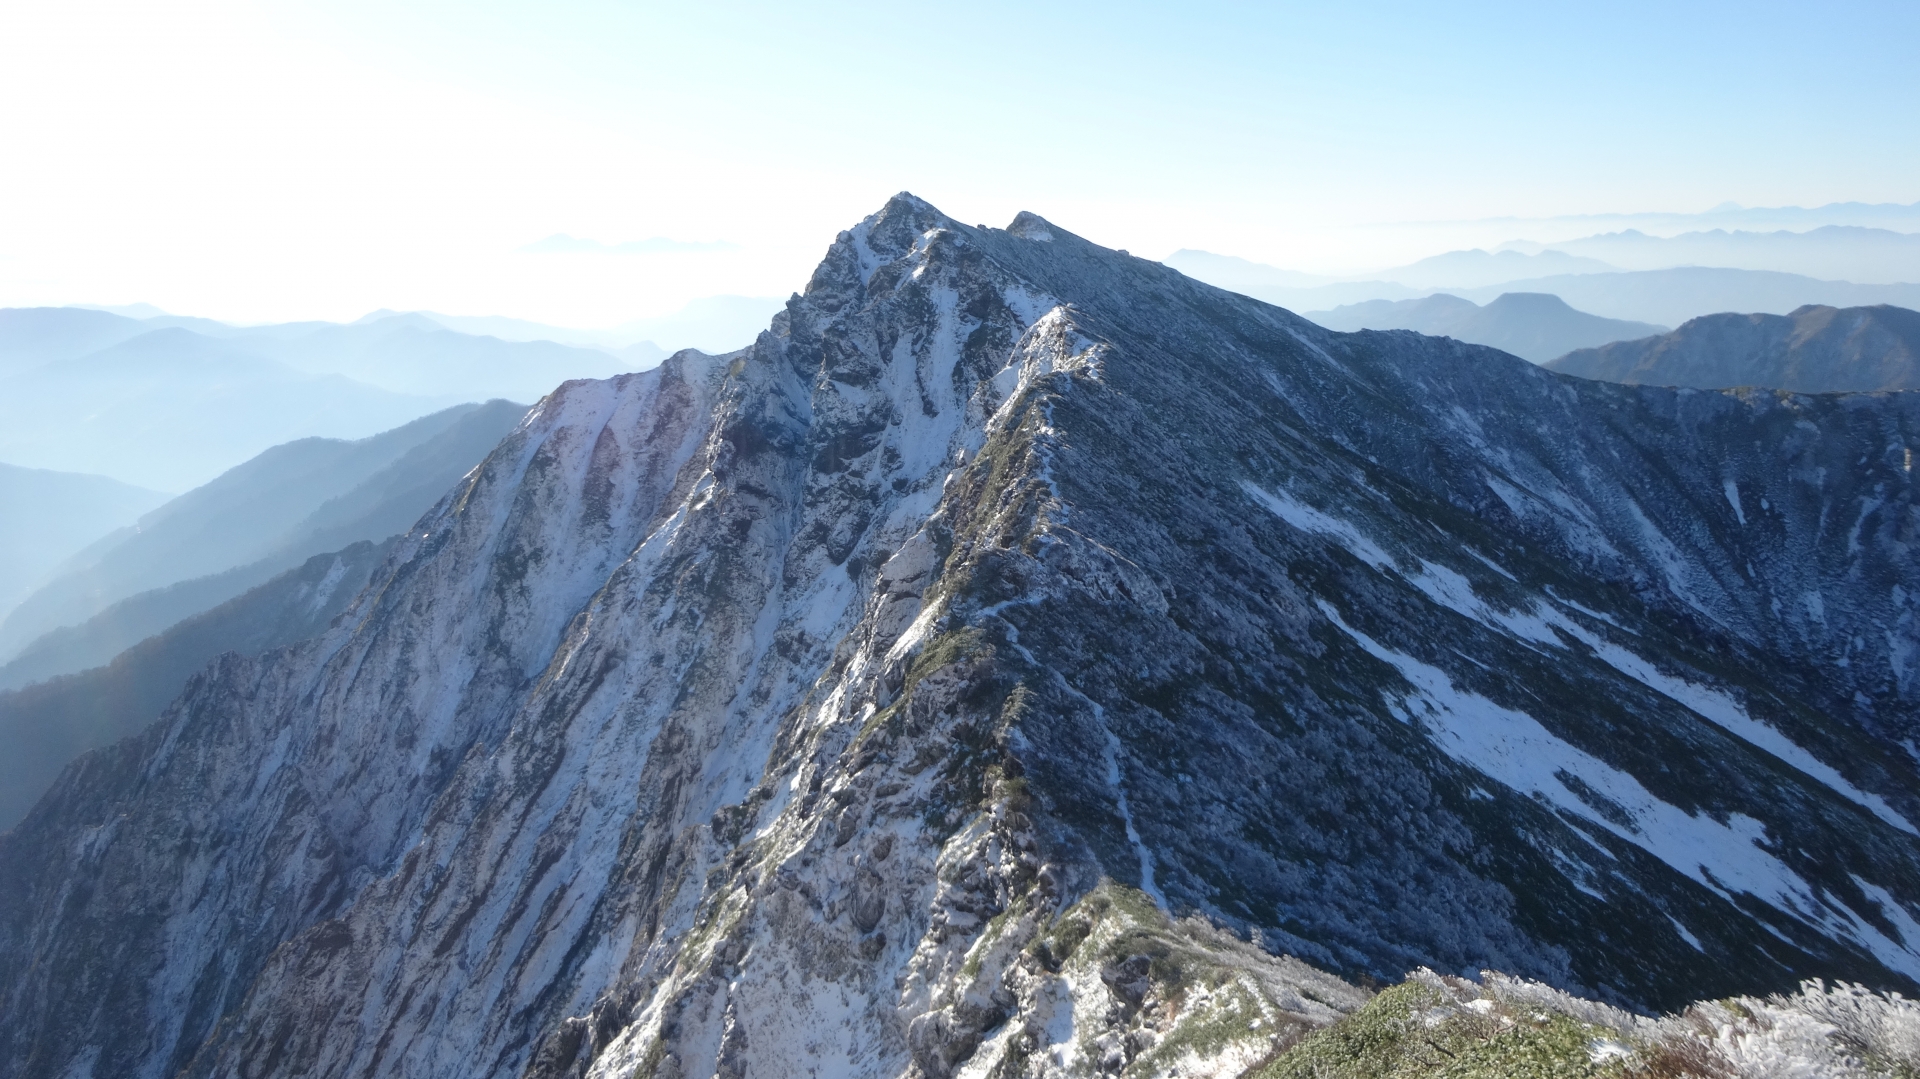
[2,195,1918,1079]
[1263,969,1920,1077]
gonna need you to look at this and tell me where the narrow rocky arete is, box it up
[3,195,1919,1079]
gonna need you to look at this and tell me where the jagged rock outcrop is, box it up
[1549,302,1920,390]
[4,196,1920,1079]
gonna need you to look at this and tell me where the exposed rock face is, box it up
[4,196,1920,1079]
[1549,302,1920,390]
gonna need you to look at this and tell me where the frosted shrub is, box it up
[1788,981,1920,1071]
[1266,969,1920,1078]
[1624,980,1920,1079]
[1671,998,1854,1078]
[1482,970,1656,1039]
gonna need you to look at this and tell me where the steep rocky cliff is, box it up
[4,196,1920,1079]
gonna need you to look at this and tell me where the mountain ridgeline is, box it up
[0,464,169,619]
[1304,291,1666,363]
[0,399,529,682]
[3,196,1920,1079]
[0,540,393,830]
[1549,303,1920,391]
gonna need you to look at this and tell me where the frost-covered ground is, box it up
[1263,967,1920,1078]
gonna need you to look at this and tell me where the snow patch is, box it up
[1667,916,1705,952]
[1317,599,1920,979]
[1463,546,1517,581]
[1622,498,1716,623]
[306,555,351,615]
[1055,672,1164,909]
[1258,488,1915,837]
[1241,481,1392,570]
[1550,616,1916,836]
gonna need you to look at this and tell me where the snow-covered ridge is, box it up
[5,194,1920,1079]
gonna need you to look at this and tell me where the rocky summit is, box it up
[4,195,1920,1079]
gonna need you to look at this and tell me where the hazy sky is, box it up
[3,0,1916,325]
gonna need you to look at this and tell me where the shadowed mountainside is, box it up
[0,540,393,831]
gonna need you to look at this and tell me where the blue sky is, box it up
[2,0,1915,324]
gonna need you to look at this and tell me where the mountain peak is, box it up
[1484,290,1578,311]
[7,198,1920,1079]
[1006,210,1057,241]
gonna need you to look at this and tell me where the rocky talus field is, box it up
[3,196,1920,1078]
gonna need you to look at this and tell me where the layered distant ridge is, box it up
[1549,303,1920,391]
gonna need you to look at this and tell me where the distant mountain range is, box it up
[1547,304,1920,391]
[0,400,527,679]
[0,326,449,490]
[0,307,159,376]
[1173,227,1920,299]
[73,295,785,364]
[1448,269,1920,330]
[1362,248,1618,289]
[1461,198,1920,236]
[0,465,169,621]
[1169,254,1920,330]
[221,312,634,400]
[0,307,632,488]
[1502,225,1920,283]
[1164,246,1621,294]
[413,295,786,355]
[1304,292,1665,362]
